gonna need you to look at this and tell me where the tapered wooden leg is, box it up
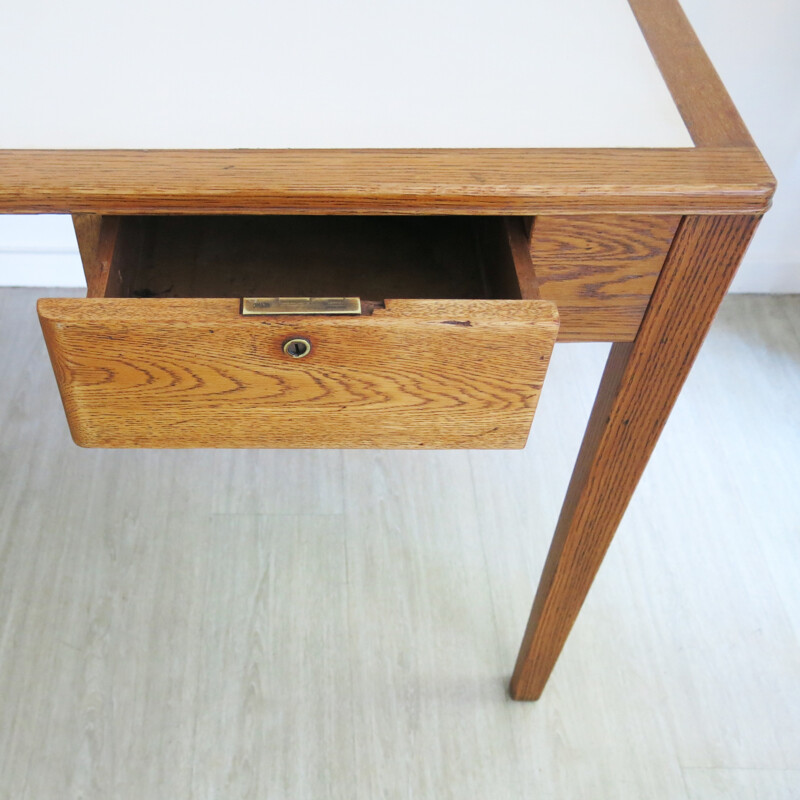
[510,214,762,700]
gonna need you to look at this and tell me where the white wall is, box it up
[0,0,797,291]
[0,215,85,287]
[679,0,800,292]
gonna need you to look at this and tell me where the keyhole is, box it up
[283,337,311,358]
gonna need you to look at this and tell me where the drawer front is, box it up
[528,214,681,342]
[38,297,559,449]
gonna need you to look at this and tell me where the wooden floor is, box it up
[1,288,799,799]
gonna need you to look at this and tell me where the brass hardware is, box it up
[283,337,311,358]
[242,297,361,316]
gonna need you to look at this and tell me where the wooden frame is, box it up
[0,147,773,215]
[0,0,775,699]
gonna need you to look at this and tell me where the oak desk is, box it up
[0,0,774,698]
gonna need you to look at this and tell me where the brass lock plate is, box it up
[241,297,361,316]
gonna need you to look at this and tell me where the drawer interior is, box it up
[101,215,537,304]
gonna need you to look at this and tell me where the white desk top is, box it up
[0,0,692,149]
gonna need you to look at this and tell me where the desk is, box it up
[0,0,774,699]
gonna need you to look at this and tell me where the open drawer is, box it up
[38,216,559,449]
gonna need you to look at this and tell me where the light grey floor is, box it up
[1,289,799,800]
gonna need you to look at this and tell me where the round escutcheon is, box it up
[283,337,311,358]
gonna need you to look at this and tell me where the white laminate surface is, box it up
[0,0,693,149]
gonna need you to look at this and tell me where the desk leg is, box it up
[510,214,761,701]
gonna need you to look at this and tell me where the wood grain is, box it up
[0,148,773,215]
[510,214,761,700]
[529,215,680,341]
[629,0,755,147]
[38,298,559,449]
